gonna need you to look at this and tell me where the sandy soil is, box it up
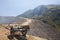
[0,27,47,40]
[0,19,47,40]
[0,18,60,40]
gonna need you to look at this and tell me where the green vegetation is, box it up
[39,8,60,32]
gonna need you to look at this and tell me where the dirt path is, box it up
[21,18,32,25]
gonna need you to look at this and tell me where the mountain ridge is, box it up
[17,5,60,32]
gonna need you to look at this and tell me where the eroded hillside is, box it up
[0,18,60,40]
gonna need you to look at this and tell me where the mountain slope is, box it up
[39,5,60,31]
[17,10,33,18]
[17,5,48,18]
[17,5,60,31]
[27,19,60,40]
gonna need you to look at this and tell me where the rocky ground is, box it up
[0,26,47,40]
[0,18,60,40]
[28,19,60,40]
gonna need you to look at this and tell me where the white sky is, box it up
[0,0,60,16]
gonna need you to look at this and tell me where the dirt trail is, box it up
[21,18,32,25]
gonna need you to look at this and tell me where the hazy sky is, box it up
[0,0,60,16]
